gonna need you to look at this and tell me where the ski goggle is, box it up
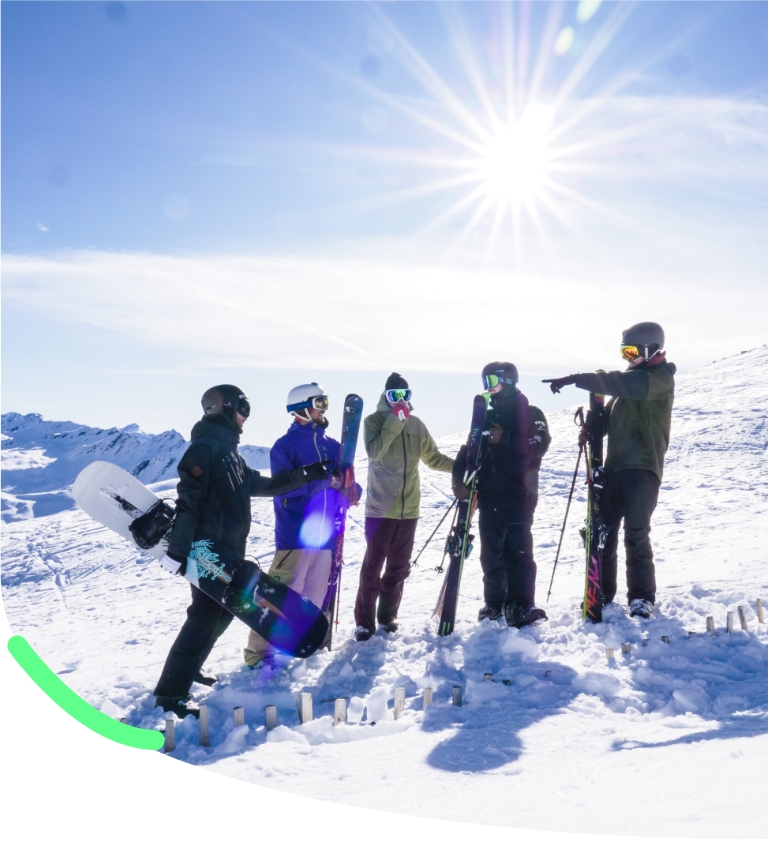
[620,344,643,362]
[310,395,329,411]
[224,395,251,418]
[386,389,411,404]
[483,374,514,391]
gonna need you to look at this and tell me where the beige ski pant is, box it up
[243,548,332,666]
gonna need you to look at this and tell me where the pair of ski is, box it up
[72,394,364,658]
[434,391,606,635]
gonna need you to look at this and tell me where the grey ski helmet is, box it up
[201,385,251,421]
[621,322,665,360]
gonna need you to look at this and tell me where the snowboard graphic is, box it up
[72,461,329,657]
[322,393,364,644]
[435,392,490,636]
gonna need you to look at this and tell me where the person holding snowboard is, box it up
[453,362,551,628]
[543,321,675,618]
[244,382,355,668]
[153,384,330,717]
[354,372,454,640]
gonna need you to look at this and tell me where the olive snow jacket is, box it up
[167,416,311,561]
[364,393,454,520]
[573,360,676,481]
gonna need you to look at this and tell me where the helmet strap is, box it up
[294,410,312,424]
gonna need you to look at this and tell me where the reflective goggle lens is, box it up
[621,345,641,362]
[386,389,411,404]
[311,395,329,411]
[238,397,251,418]
[484,374,500,389]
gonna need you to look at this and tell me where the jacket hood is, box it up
[489,387,530,410]
[191,416,241,444]
[376,391,413,413]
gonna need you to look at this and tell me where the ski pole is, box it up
[546,407,587,602]
[411,498,457,568]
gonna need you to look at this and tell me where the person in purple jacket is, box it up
[244,382,345,667]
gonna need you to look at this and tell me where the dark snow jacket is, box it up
[572,360,676,481]
[453,389,551,515]
[166,416,310,562]
[271,419,341,551]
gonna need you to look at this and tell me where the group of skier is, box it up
[153,321,675,718]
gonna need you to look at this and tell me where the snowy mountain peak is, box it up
[1,412,269,522]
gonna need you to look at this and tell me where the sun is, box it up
[475,105,554,211]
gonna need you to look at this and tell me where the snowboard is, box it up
[435,393,490,636]
[71,461,329,657]
[582,392,606,623]
[322,393,364,644]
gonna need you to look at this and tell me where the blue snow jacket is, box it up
[272,419,342,551]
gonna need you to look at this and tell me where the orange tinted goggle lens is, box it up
[621,345,641,361]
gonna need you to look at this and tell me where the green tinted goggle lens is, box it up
[386,389,411,404]
[484,374,500,389]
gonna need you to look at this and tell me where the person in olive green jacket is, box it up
[544,322,675,619]
[354,372,454,639]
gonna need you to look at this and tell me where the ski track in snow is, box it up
[2,347,767,837]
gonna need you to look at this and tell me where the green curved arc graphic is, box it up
[7,635,164,751]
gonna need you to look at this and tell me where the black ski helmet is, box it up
[201,385,251,422]
[621,322,665,360]
[481,361,518,391]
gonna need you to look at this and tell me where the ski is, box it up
[582,392,606,623]
[435,392,489,636]
[322,393,364,644]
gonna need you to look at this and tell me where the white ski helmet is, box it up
[286,382,327,415]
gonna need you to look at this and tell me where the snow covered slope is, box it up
[1,348,766,838]
[0,412,269,522]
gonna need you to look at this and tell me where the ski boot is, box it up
[379,620,399,634]
[193,670,217,687]
[505,602,548,628]
[354,626,372,642]
[629,598,654,619]
[478,605,503,622]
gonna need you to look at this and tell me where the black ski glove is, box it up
[303,461,330,483]
[542,375,577,394]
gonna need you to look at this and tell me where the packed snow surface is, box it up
[2,348,767,838]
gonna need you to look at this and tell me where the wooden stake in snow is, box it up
[233,706,245,728]
[621,643,631,654]
[393,688,405,721]
[423,687,433,708]
[642,638,649,646]
[452,685,462,707]
[199,705,210,747]
[738,606,749,632]
[605,648,615,659]
[265,705,277,732]
[333,698,346,726]
[727,611,734,633]
[757,599,765,624]
[661,635,670,643]
[163,718,175,753]
[706,616,716,636]
[484,672,493,681]
[296,692,313,724]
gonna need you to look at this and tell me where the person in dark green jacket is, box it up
[544,322,675,619]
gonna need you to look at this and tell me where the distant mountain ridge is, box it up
[1,412,269,522]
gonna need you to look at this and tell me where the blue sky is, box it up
[3,1,768,443]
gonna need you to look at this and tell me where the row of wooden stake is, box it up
[164,685,460,753]
[605,599,764,660]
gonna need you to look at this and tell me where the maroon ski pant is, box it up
[354,517,418,631]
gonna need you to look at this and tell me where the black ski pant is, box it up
[477,502,537,610]
[354,517,418,631]
[601,468,661,604]
[154,585,234,697]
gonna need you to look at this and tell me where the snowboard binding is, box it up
[128,499,176,549]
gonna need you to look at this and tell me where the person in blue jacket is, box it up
[244,382,346,667]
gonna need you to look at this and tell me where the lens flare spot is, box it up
[577,1,602,24]
[554,27,575,56]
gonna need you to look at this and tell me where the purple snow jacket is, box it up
[271,419,342,551]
